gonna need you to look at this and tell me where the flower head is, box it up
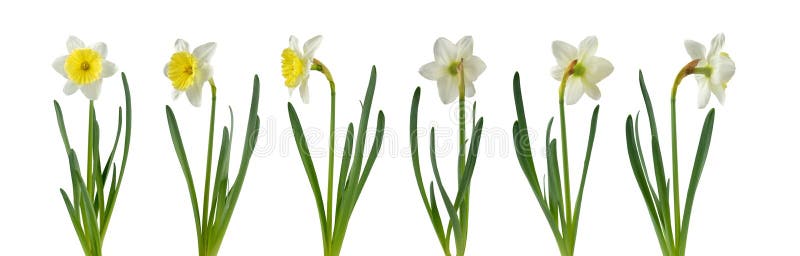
[551,36,614,105]
[164,39,216,107]
[281,35,322,104]
[52,36,117,100]
[684,33,735,108]
[419,36,486,104]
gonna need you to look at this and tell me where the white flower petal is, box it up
[456,36,474,59]
[175,39,189,52]
[289,36,301,54]
[582,56,614,85]
[578,36,598,59]
[299,80,310,104]
[465,81,476,98]
[564,77,585,105]
[53,55,68,78]
[303,35,323,58]
[708,33,725,57]
[583,81,602,100]
[193,42,217,63]
[172,90,182,100]
[695,77,711,108]
[195,63,213,86]
[436,75,458,104]
[710,55,735,85]
[551,65,565,81]
[710,82,726,105]
[101,60,117,78]
[67,36,85,52]
[463,56,486,82]
[63,81,79,95]
[93,42,108,58]
[552,40,577,67]
[420,62,446,80]
[434,37,457,65]
[186,82,203,107]
[164,63,170,77]
[684,40,706,60]
[80,79,102,100]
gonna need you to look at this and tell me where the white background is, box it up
[1,0,797,255]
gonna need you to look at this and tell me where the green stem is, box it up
[87,100,95,199]
[457,60,468,256]
[201,79,218,256]
[312,60,336,256]
[557,60,576,253]
[670,61,692,255]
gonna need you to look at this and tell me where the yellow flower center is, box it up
[65,48,103,85]
[167,51,197,91]
[281,48,304,88]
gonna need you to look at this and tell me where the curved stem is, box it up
[670,60,697,255]
[201,78,218,256]
[557,60,577,251]
[312,59,336,256]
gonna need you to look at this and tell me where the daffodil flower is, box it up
[684,33,736,108]
[52,36,117,100]
[281,35,322,103]
[419,36,486,104]
[550,36,614,105]
[164,39,216,107]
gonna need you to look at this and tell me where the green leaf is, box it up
[101,72,133,240]
[429,182,448,253]
[60,188,89,254]
[53,100,72,152]
[337,123,355,210]
[165,106,202,240]
[429,128,464,256]
[453,118,484,210]
[625,116,670,255]
[678,109,716,255]
[287,102,328,246]
[571,105,600,244]
[356,111,385,199]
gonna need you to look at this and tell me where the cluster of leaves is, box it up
[55,73,132,256]
[410,86,485,256]
[624,71,715,256]
[165,75,261,256]
[511,72,599,255]
[288,66,385,256]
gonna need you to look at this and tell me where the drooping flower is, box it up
[550,36,614,105]
[684,33,735,108]
[164,39,216,107]
[281,35,322,104]
[52,36,117,100]
[419,36,486,104]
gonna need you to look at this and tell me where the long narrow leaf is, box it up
[678,109,716,255]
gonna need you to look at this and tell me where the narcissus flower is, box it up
[684,33,735,108]
[281,35,322,104]
[52,36,117,100]
[550,36,614,105]
[164,39,216,107]
[419,36,486,104]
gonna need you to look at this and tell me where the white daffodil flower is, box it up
[52,36,117,100]
[281,35,322,104]
[550,36,614,105]
[684,33,735,108]
[164,39,216,107]
[419,36,486,104]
